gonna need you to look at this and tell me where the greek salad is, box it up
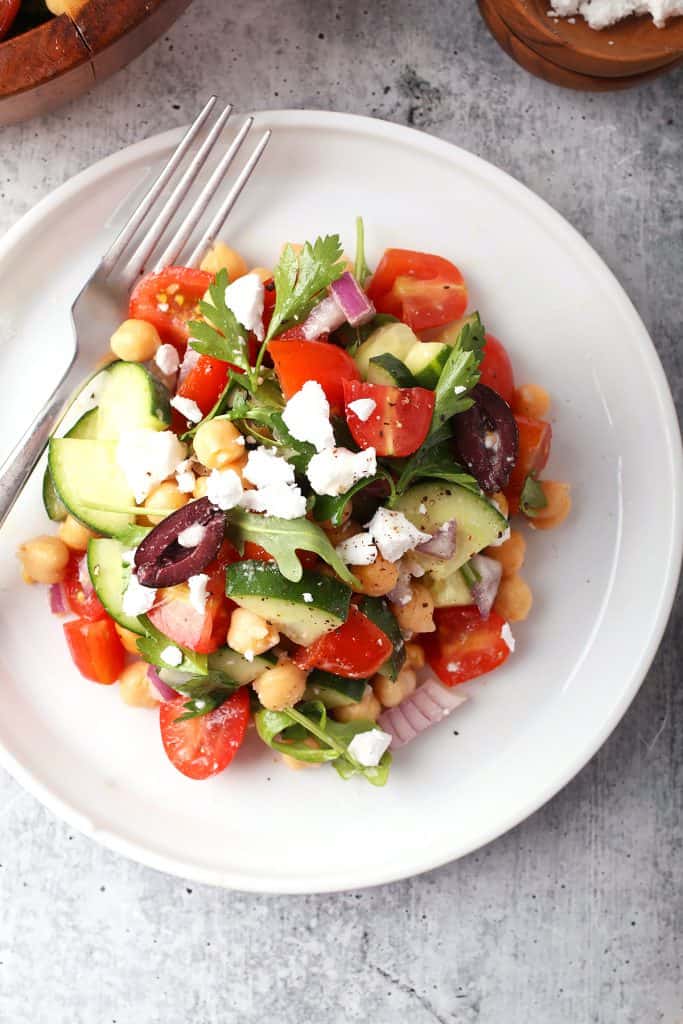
[18,221,570,785]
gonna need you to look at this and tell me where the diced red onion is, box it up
[469,554,503,620]
[49,583,67,615]
[178,346,200,386]
[416,520,457,559]
[378,667,467,748]
[301,296,347,340]
[146,665,177,702]
[387,572,413,607]
[78,555,94,595]
[329,272,376,327]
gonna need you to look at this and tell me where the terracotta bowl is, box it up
[0,0,192,126]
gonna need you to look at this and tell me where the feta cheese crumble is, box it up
[170,395,203,424]
[161,645,183,667]
[307,446,377,497]
[347,398,376,422]
[155,343,180,376]
[207,468,244,510]
[224,273,265,341]
[347,728,392,767]
[302,592,314,603]
[188,573,210,614]
[178,523,206,548]
[365,507,431,563]
[501,622,515,652]
[240,482,307,520]
[243,447,295,488]
[335,532,378,566]
[175,459,196,494]
[548,0,683,28]
[116,429,187,504]
[281,380,335,452]
[122,573,157,616]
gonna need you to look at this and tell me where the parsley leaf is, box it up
[430,312,486,436]
[226,509,357,586]
[354,216,371,287]
[265,235,346,343]
[520,473,548,517]
[390,423,479,496]
[187,269,250,370]
[171,673,242,721]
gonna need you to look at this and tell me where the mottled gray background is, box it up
[1,2,681,1022]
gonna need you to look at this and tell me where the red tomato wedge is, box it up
[175,354,231,417]
[63,617,125,684]
[147,586,230,655]
[343,379,435,457]
[129,267,213,352]
[160,688,250,780]
[63,553,107,622]
[367,249,467,331]
[422,606,511,687]
[479,334,514,404]
[0,0,20,41]
[269,339,360,413]
[504,415,552,514]
[295,606,393,679]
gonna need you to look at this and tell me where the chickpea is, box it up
[351,553,399,597]
[143,481,188,525]
[252,657,307,711]
[490,491,509,519]
[18,535,70,584]
[392,582,436,634]
[249,267,273,283]
[333,685,381,724]
[200,242,248,281]
[193,475,209,499]
[193,418,245,471]
[373,666,417,708]
[512,383,551,420]
[494,574,533,622]
[57,514,96,552]
[115,623,142,655]
[227,607,279,656]
[486,530,526,577]
[119,661,158,709]
[405,642,425,670]
[322,515,358,548]
[110,319,161,362]
[529,482,572,531]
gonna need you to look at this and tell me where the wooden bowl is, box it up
[478,0,683,90]
[0,0,192,126]
[493,0,683,77]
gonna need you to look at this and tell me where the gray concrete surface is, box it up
[1,2,681,1022]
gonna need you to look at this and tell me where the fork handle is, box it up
[0,356,81,530]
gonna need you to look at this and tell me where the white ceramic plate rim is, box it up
[0,110,681,893]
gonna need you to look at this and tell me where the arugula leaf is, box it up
[313,470,396,526]
[136,618,208,675]
[226,509,357,586]
[390,423,479,497]
[265,235,346,343]
[187,269,250,370]
[354,216,371,287]
[520,473,548,517]
[429,312,486,435]
[255,706,339,763]
[172,673,242,722]
[369,353,417,388]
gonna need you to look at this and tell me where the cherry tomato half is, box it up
[129,267,213,352]
[367,249,467,331]
[343,379,435,457]
[504,415,552,514]
[421,606,511,687]
[63,617,125,685]
[63,553,107,622]
[479,334,514,404]
[295,606,393,679]
[268,339,360,413]
[160,687,250,780]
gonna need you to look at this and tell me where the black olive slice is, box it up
[134,498,226,588]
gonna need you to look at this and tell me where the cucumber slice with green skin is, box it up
[226,561,351,646]
[358,596,406,680]
[96,361,171,439]
[367,353,416,387]
[43,408,100,522]
[395,482,508,577]
[87,537,143,634]
[404,342,449,389]
[208,646,277,684]
[354,323,418,379]
[49,438,135,537]
[304,670,367,708]
[424,567,475,608]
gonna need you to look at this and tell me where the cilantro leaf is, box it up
[226,509,357,586]
[430,312,486,435]
[187,269,250,370]
[313,470,396,526]
[520,473,548,517]
[354,216,371,287]
[265,235,347,342]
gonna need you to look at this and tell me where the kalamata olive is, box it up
[134,498,225,588]
[452,384,519,493]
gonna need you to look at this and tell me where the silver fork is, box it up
[0,97,270,529]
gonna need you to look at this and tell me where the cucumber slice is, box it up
[226,561,351,646]
[367,353,416,387]
[96,361,171,439]
[431,312,480,347]
[424,567,474,608]
[304,670,367,708]
[49,438,134,537]
[87,538,142,634]
[358,596,405,680]
[208,646,276,684]
[395,481,508,577]
[42,408,100,522]
[404,342,449,389]
[354,323,418,379]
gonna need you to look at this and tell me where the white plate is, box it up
[0,111,681,893]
